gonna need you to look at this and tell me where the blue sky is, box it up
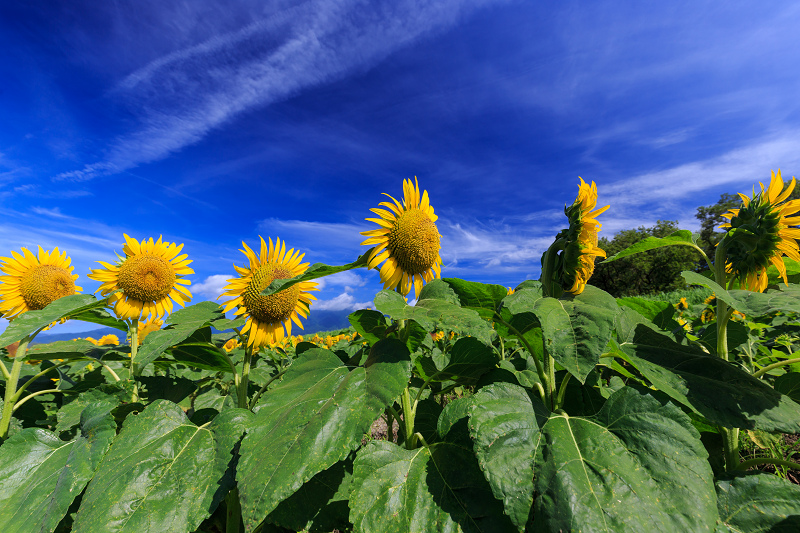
[2,0,800,333]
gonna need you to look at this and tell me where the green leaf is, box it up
[0,294,108,346]
[72,401,251,533]
[374,289,495,344]
[417,278,461,305]
[167,342,233,372]
[603,230,701,263]
[0,401,117,533]
[414,336,498,384]
[350,440,513,533]
[212,317,246,331]
[135,302,224,369]
[716,472,800,532]
[682,271,800,316]
[440,277,510,319]
[69,307,129,332]
[619,325,800,433]
[469,382,543,531]
[348,309,389,345]
[774,373,800,404]
[617,296,678,330]
[137,375,197,403]
[261,249,372,296]
[26,339,104,360]
[529,286,619,383]
[533,387,717,532]
[237,340,411,530]
[267,457,354,533]
[56,389,120,434]
[698,320,749,353]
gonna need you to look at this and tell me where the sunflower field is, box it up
[2,173,800,533]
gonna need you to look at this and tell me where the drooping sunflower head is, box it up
[88,234,193,320]
[674,297,689,312]
[360,177,442,298]
[557,178,610,295]
[219,237,318,350]
[720,170,800,292]
[0,246,82,320]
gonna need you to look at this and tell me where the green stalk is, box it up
[401,387,418,449]
[554,373,572,411]
[753,357,800,379]
[238,345,253,409]
[494,316,548,405]
[225,488,243,533]
[129,321,140,402]
[11,359,71,402]
[0,337,31,441]
[735,457,800,471]
[13,389,63,411]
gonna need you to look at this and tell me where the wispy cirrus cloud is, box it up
[54,0,508,182]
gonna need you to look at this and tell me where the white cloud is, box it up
[314,287,373,311]
[192,274,230,300]
[314,270,368,290]
[55,0,507,182]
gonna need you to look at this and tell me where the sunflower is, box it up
[0,246,82,320]
[219,237,318,350]
[361,177,442,298]
[674,297,689,312]
[137,317,163,345]
[701,308,715,323]
[720,170,800,292]
[558,178,610,295]
[97,334,119,346]
[704,294,717,306]
[88,235,193,320]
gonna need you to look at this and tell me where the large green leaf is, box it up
[69,307,129,332]
[267,457,354,533]
[616,296,678,330]
[0,294,108,346]
[528,286,619,383]
[438,277,510,319]
[374,289,495,344]
[414,336,498,384]
[715,472,800,532]
[774,373,800,404]
[0,401,117,533]
[25,339,104,360]
[533,387,717,532]
[348,309,389,346]
[682,271,800,316]
[350,440,513,533]
[619,325,800,433]
[261,250,372,296]
[72,401,250,533]
[135,302,223,368]
[603,230,702,263]
[237,340,411,530]
[469,382,544,531]
[56,389,120,434]
[166,342,234,372]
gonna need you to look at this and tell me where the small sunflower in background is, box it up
[137,317,163,345]
[701,308,715,323]
[219,237,318,349]
[674,297,689,312]
[558,178,610,295]
[704,294,717,307]
[89,235,193,320]
[720,170,800,292]
[0,246,82,320]
[97,334,119,346]
[361,177,442,298]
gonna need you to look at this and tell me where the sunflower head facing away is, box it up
[361,177,442,298]
[89,235,193,320]
[219,237,318,350]
[720,170,800,292]
[557,178,610,295]
[0,246,82,320]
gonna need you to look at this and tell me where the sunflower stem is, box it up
[753,357,800,378]
[11,359,72,403]
[0,336,31,441]
[225,487,243,533]
[401,386,418,449]
[494,316,548,406]
[735,456,800,472]
[129,321,139,402]
[554,372,572,411]
[238,345,253,409]
[13,388,63,412]
[248,365,288,410]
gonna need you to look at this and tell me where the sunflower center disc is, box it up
[117,255,176,302]
[243,264,300,323]
[387,209,440,275]
[20,264,76,310]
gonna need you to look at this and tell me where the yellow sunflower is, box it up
[361,177,443,298]
[674,297,689,312]
[558,178,610,295]
[219,237,318,349]
[720,170,800,292]
[88,234,193,320]
[0,246,82,320]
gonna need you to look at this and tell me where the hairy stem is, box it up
[753,357,800,379]
[736,457,800,472]
[0,337,31,441]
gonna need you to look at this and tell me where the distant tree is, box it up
[591,220,699,297]
[695,185,800,268]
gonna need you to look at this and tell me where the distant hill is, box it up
[32,310,354,345]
